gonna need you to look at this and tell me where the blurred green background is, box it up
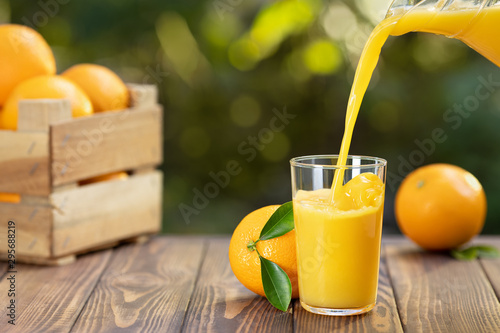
[3,0,500,234]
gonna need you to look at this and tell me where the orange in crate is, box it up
[0,192,21,204]
[79,171,129,186]
[62,63,130,112]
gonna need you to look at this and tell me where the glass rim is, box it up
[290,154,387,169]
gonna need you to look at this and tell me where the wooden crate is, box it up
[0,84,163,265]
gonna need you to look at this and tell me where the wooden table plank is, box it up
[182,237,293,333]
[0,250,112,333]
[482,258,500,302]
[0,261,7,277]
[0,235,498,333]
[386,244,500,333]
[478,237,500,302]
[294,246,403,333]
[71,237,206,333]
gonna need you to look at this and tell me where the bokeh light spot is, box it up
[322,2,356,41]
[261,132,290,162]
[200,11,242,48]
[180,127,211,158]
[302,39,342,75]
[412,34,467,72]
[355,0,394,25]
[229,0,319,71]
[228,37,260,71]
[0,0,10,23]
[250,0,314,57]
[230,95,261,127]
[156,11,211,85]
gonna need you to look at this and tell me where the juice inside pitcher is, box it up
[391,4,500,67]
[294,1,500,314]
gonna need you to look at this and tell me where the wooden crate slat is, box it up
[18,99,72,132]
[50,104,163,186]
[71,237,205,333]
[50,171,162,257]
[0,250,112,332]
[0,84,163,265]
[0,131,50,195]
[127,84,157,108]
[182,238,293,333]
[386,244,500,332]
[0,203,52,257]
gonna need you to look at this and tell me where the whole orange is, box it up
[0,24,56,106]
[229,205,299,298]
[62,64,129,112]
[0,75,93,130]
[395,164,486,250]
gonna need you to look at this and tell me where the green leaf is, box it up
[259,201,294,241]
[475,245,500,258]
[451,247,478,261]
[450,245,500,261]
[260,255,292,312]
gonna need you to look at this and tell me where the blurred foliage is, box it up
[4,0,500,234]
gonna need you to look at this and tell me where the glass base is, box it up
[300,301,376,316]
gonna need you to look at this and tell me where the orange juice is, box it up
[294,173,384,310]
[330,19,395,200]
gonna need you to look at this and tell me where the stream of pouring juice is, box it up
[294,5,500,310]
[333,5,500,196]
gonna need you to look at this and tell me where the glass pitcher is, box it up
[383,0,500,66]
[387,0,495,18]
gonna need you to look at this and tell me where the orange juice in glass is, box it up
[290,155,387,316]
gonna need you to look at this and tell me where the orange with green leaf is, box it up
[229,203,297,311]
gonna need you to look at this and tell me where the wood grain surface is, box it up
[17,99,72,132]
[0,250,112,332]
[0,202,53,257]
[71,237,206,333]
[0,262,7,276]
[182,238,293,333]
[479,238,500,302]
[0,236,499,333]
[481,257,500,302]
[127,84,158,108]
[0,130,50,195]
[386,244,500,333]
[50,171,162,256]
[50,105,163,186]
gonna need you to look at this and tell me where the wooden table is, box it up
[1,236,499,332]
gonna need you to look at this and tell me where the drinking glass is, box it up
[290,155,387,316]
